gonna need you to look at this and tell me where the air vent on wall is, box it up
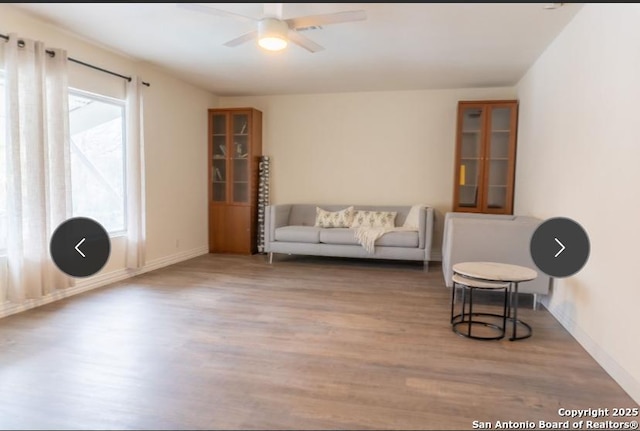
[297,25,323,31]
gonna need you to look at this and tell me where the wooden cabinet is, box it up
[208,107,262,254]
[452,100,518,215]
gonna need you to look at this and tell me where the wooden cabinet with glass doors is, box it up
[208,107,262,254]
[453,100,518,214]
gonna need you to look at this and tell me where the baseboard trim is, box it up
[141,246,209,274]
[543,298,640,405]
[0,246,209,319]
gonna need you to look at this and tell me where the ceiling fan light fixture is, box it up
[258,36,287,51]
[258,18,288,51]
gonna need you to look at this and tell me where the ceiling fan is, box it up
[177,3,367,53]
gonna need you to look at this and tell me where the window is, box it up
[69,89,126,234]
[0,85,126,256]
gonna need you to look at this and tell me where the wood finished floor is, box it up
[0,253,637,430]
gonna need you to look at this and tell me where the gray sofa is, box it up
[442,212,551,305]
[265,204,434,269]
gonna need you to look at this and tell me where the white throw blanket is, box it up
[354,226,418,254]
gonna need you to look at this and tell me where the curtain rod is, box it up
[0,33,150,87]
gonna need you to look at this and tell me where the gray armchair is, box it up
[442,212,551,307]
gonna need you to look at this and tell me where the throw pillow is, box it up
[350,210,397,228]
[315,206,355,228]
[402,204,424,230]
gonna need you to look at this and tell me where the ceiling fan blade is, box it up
[287,30,324,53]
[286,10,366,30]
[223,30,258,47]
[263,3,283,19]
[177,3,257,22]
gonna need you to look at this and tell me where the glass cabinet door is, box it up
[231,113,249,203]
[456,106,484,209]
[211,113,227,202]
[485,106,513,211]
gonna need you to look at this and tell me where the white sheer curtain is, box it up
[4,33,72,302]
[125,75,146,269]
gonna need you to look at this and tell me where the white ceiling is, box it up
[9,3,583,97]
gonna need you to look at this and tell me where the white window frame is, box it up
[68,87,128,237]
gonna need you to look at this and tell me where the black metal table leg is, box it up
[450,281,456,324]
[508,281,532,341]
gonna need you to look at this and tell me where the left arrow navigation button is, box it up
[75,237,87,258]
[50,217,110,278]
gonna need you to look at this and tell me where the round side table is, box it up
[452,262,538,341]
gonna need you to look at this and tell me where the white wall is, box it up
[515,4,640,404]
[220,87,516,257]
[0,5,217,314]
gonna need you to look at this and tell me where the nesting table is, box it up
[452,262,538,341]
[450,273,510,340]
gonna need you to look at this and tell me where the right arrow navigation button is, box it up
[554,237,565,258]
[530,217,590,278]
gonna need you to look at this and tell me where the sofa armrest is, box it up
[420,207,435,260]
[265,204,292,251]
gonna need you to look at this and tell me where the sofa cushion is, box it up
[315,206,355,228]
[350,210,397,228]
[319,228,360,245]
[376,231,419,248]
[275,226,321,243]
[403,204,425,229]
[318,228,419,248]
